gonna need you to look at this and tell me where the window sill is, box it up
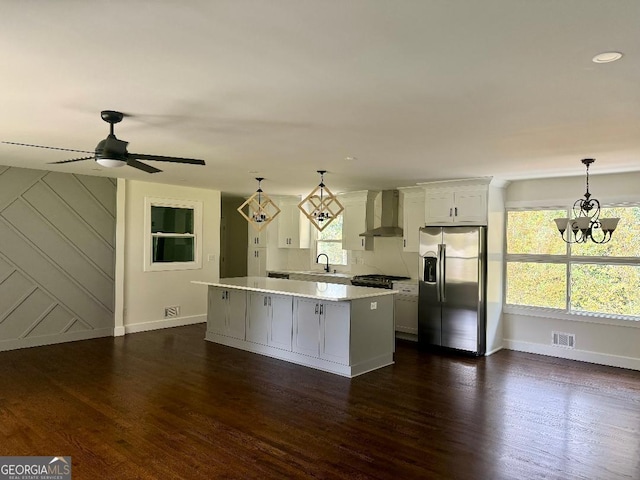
[145,261,202,272]
[504,305,640,328]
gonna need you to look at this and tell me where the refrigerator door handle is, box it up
[440,243,446,302]
[436,244,442,302]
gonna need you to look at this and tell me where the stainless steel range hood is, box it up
[359,190,403,237]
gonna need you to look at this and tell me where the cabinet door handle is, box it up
[403,239,406,247]
[315,303,319,314]
[268,297,271,306]
[361,238,364,247]
[449,207,453,217]
[319,304,323,315]
[264,296,267,306]
[455,207,458,216]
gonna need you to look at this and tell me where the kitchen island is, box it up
[192,277,396,377]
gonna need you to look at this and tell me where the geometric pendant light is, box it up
[237,177,281,232]
[298,170,344,231]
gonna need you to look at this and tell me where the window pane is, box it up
[151,206,194,234]
[506,262,566,308]
[570,206,640,257]
[317,241,347,266]
[571,264,640,316]
[507,210,567,255]
[318,215,343,240]
[153,237,194,262]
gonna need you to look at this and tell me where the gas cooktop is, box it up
[351,274,410,289]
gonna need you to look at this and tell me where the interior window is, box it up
[144,197,202,271]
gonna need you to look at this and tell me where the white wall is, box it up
[486,184,506,354]
[504,170,640,370]
[117,179,220,334]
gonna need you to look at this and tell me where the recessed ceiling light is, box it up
[344,156,357,161]
[592,51,623,63]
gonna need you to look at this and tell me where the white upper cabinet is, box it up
[400,188,425,252]
[338,191,376,251]
[277,197,311,249]
[423,182,488,225]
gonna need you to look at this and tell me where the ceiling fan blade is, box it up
[129,153,205,165]
[126,158,162,174]
[1,141,93,154]
[48,156,95,164]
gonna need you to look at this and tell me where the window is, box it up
[144,197,203,271]
[316,214,347,266]
[505,205,640,320]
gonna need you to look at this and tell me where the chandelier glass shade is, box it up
[298,170,344,231]
[237,177,281,232]
[553,159,620,244]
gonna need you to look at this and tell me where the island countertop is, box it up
[192,276,396,302]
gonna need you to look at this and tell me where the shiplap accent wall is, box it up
[0,166,116,351]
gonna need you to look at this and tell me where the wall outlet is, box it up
[208,254,216,262]
[370,301,377,310]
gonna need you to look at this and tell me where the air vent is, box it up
[552,331,575,349]
[164,306,180,318]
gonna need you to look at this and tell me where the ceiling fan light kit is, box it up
[96,158,127,168]
[298,170,344,231]
[2,110,206,174]
[237,177,281,232]
[553,158,620,244]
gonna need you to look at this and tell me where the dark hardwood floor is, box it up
[1,324,639,479]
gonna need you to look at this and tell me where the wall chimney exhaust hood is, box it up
[360,190,403,237]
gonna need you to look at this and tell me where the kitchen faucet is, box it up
[316,253,330,273]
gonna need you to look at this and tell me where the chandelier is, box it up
[237,177,281,232]
[298,170,344,231]
[553,159,620,244]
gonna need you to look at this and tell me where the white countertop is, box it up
[192,277,397,301]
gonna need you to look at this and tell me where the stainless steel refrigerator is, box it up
[418,226,486,355]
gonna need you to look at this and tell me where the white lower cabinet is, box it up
[247,292,293,350]
[208,287,246,340]
[246,292,270,345]
[293,298,321,357]
[269,295,294,351]
[393,283,418,336]
[395,296,418,335]
[204,284,394,377]
[294,298,350,364]
[320,302,350,364]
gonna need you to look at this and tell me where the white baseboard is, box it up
[485,345,504,356]
[124,314,206,335]
[113,326,126,337]
[0,329,113,352]
[504,339,640,371]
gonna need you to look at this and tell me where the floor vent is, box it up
[552,331,575,349]
[164,306,180,318]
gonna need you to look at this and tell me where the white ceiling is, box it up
[1,1,639,197]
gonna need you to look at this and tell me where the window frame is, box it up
[144,196,203,272]
[315,213,348,267]
[504,203,640,323]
